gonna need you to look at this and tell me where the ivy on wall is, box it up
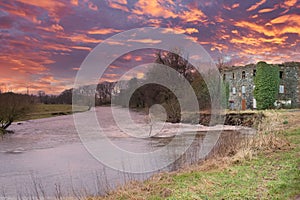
[254,61,280,110]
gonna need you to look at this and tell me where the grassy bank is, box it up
[17,104,89,121]
[92,110,300,200]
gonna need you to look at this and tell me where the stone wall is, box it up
[221,62,300,110]
[278,62,299,107]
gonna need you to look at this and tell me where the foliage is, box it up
[0,92,34,131]
[254,62,280,110]
[37,82,115,106]
[116,49,217,122]
[191,75,210,109]
[224,81,230,107]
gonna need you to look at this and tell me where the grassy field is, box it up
[17,104,89,121]
[94,110,300,200]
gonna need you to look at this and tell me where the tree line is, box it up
[37,81,115,106]
[9,51,281,133]
[113,50,228,123]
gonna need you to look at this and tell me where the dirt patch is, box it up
[198,112,264,127]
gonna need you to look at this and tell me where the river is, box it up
[0,106,254,199]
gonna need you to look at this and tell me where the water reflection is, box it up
[0,107,252,198]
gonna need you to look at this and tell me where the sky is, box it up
[0,0,300,94]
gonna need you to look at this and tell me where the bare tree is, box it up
[0,92,33,133]
[216,55,232,69]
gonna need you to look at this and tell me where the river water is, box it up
[0,107,253,199]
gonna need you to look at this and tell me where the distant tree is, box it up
[216,55,232,69]
[123,49,214,122]
[57,89,73,104]
[115,49,227,122]
[96,82,115,105]
[216,57,225,69]
[254,62,280,110]
[155,49,193,81]
[0,93,34,133]
[191,74,210,109]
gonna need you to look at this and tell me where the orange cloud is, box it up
[41,75,61,83]
[38,24,64,32]
[135,56,142,61]
[161,27,199,35]
[284,0,297,7]
[109,65,121,69]
[104,73,119,78]
[210,43,229,52]
[88,1,98,11]
[232,3,240,9]
[271,14,300,35]
[223,4,232,10]
[65,34,102,43]
[15,0,66,22]
[43,43,72,52]
[215,15,225,23]
[132,0,177,18]
[88,28,122,35]
[0,54,50,75]
[15,0,65,10]
[3,3,42,24]
[70,0,79,6]
[185,28,199,34]
[72,46,92,51]
[147,19,162,27]
[270,14,300,24]
[123,71,145,80]
[258,7,277,13]
[123,54,132,60]
[32,76,74,94]
[107,0,129,12]
[230,36,287,46]
[179,7,207,23]
[234,21,275,37]
[246,0,267,11]
[127,38,162,44]
[0,53,67,95]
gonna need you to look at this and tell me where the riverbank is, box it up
[92,109,300,200]
[17,104,89,121]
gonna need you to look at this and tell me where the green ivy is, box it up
[254,62,280,110]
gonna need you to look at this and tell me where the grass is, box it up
[164,129,299,200]
[17,104,89,121]
[92,109,300,200]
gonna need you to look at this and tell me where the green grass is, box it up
[147,129,300,200]
[17,104,89,121]
[101,128,300,200]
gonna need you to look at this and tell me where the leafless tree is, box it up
[0,92,33,133]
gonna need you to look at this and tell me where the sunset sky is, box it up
[1,0,300,94]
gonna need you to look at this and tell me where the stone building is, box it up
[220,62,300,110]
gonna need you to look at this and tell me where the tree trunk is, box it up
[3,120,12,130]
